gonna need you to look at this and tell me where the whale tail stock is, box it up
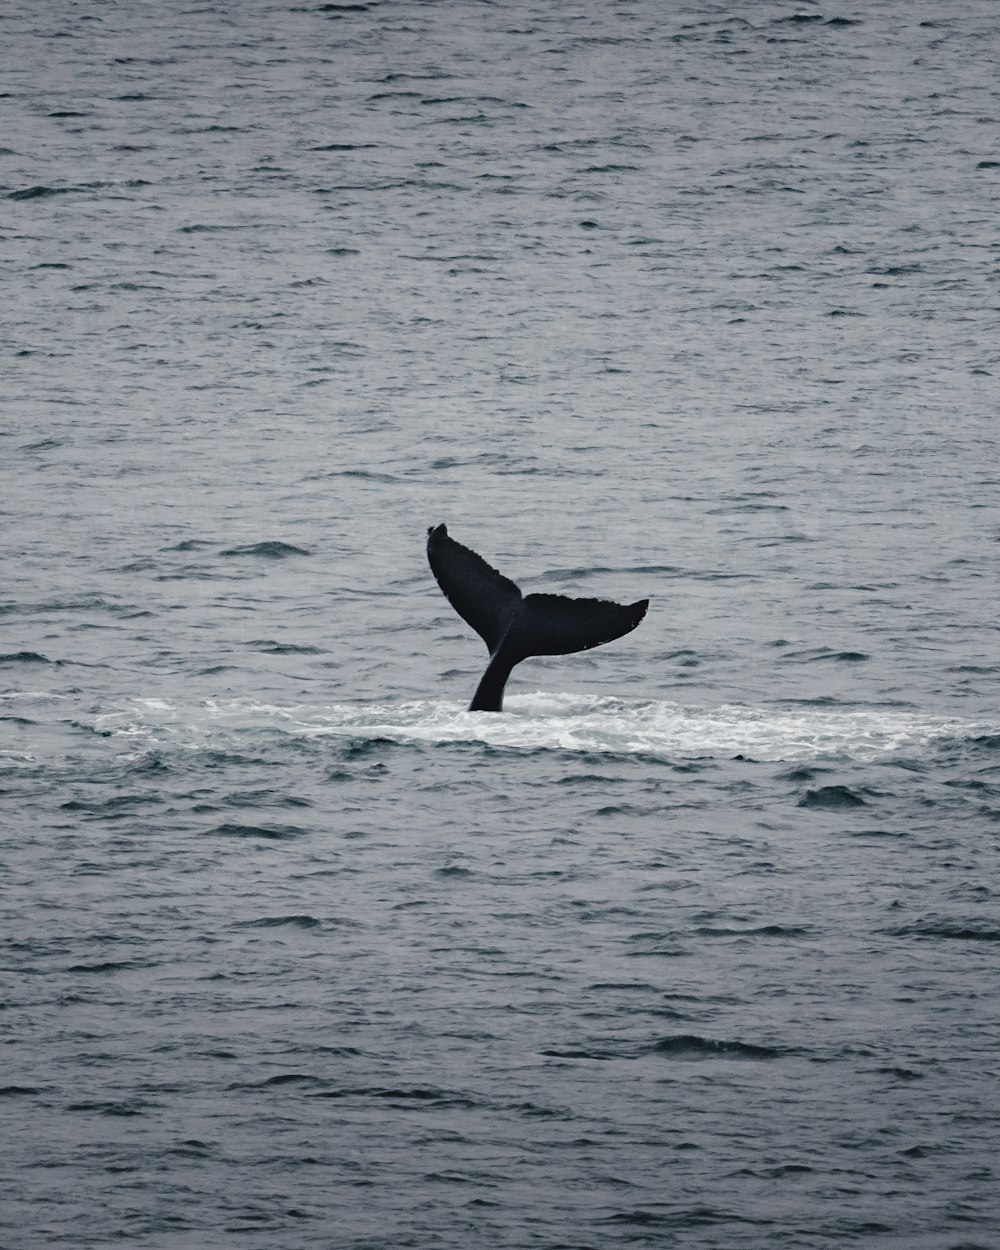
[426,523,648,712]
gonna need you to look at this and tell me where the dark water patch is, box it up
[0,715,36,726]
[168,1139,215,1157]
[209,822,308,841]
[367,90,425,103]
[163,539,214,552]
[540,1030,784,1065]
[315,1085,476,1108]
[590,802,656,818]
[781,646,869,664]
[541,1046,624,1061]
[334,737,403,762]
[783,695,852,708]
[508,1101,566,1120]
[20,437,65,451]
[626,929,690,957]
[869,262,924,276]
[944,776,1000,798]
[219,542,311,559]
[126,753,172,779]
[325,469,399,483]
[760,1162,816,1177]
[246,640,324,655]
[779,765,830,782]
[603,1204,751,1229]
[201,750,283,770]
[884,917,1000,943]
[178,223,253,234]
[67,1099,155,1116]
[695,924,813,939]
[232,915,322,930]
[59,793,160,817]
[587,980,661,994]
[9,185,75,200]
[652,1035,789,1061]
[156,569,236,584]
[712,499,790,514]
[0,1085,41,1097]
[798,785,867,809]
[66,960,157,974]
[977,160,1000,170]
[1,593,140,618]
[234,1073,327,1089]
[223,789,312,808]
[555,765,625,785]
[0,651,54,665]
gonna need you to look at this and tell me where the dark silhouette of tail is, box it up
[426,524,648,712]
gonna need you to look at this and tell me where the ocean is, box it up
[2,1,999,1246]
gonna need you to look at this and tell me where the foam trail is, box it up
[91,694,992,764]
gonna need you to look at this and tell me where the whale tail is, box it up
[426,523,648,712]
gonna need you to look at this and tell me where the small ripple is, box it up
[237,1073,327,1089]
[232,915,322,929]
[219,542,311,559]
[168,1139,216,1157]
[314,1086,479,1108]
[9,185,75,200]
[884,917,1000,942]
[246,641,324,655]
[651,1035,792,1060]
[798,784,867,809]
[209,822,308,840]
[67,1099,160,1116]
[163,539,214,552]
[66,959,157,973]
[603,1205,755,1229]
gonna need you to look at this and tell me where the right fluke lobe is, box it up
[426,524,648,712]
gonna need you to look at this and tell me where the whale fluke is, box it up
[426,524,648,712]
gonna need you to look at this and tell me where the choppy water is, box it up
[3,1,1000,1247]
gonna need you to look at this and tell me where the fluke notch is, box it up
[426,523,648,712]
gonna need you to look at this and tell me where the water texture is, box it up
[2,1,999,1247]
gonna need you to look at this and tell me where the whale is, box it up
[426,523,648,712]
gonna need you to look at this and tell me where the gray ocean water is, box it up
[3,1,1000,1246]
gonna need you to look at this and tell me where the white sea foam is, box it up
[97,693,989,764]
